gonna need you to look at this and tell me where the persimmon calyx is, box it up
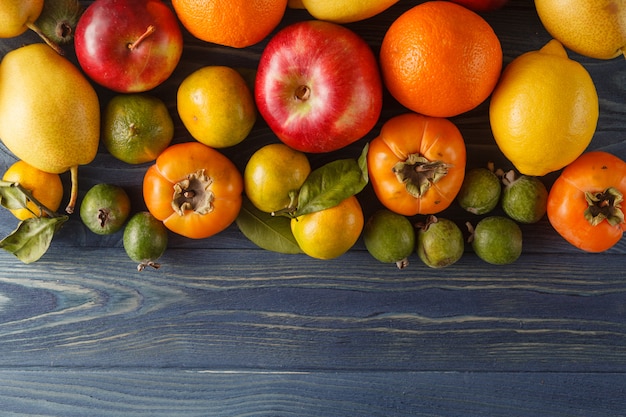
[171,169,215,216]
[584,187,624,227]
[392,154,451,198]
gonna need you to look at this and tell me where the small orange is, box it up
[172,0,288,48]
[2,160,63,220]
[291,195,364,260]
[379,1,503,118]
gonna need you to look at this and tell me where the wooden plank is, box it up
[0,248,624,371]
[0,0,624,415]
[1,369,624,416]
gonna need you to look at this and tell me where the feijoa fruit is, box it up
[80,183,131,235]
[417,216,464,268]
[501,170,548,224]
[123,211,168,271]
[469,216,522,265]
[457,167,501,215]
[363,209,415,269]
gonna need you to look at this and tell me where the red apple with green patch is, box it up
[254,20,383,154]
[74,0,183,93]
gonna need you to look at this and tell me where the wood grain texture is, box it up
[0,0,624,415]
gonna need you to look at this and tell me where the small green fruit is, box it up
[363,209,415,269]
[470,216,522,265]
[501,170,548,224]
[457,167,501,215]
[123,212,168,271]
[80,183,131,235]
[417,216,464,268]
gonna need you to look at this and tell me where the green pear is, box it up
[0,43,100,213]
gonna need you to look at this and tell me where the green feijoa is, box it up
[501,170,548,224]
[363,209,415,269]
[470,216,522,265]
[457,167,502,215]
[80,183,131,235]
[417,216,464,268]
[123,211,168,271]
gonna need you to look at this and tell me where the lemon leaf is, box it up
[236,197,302,254]
[295,145,369,217]
[0,216,68,264]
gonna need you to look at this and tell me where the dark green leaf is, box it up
[0,180,30,211]
[236,198,302,254]
[0,215,69,264]
[295,151,369,217]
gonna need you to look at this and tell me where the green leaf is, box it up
[0,216,69,264]
[295,146,369,217]
[0,180,30,211]
[236,198,303,254]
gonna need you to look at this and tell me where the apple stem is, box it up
[295,85,311,101]
[128,25,156,51]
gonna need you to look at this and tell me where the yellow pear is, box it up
[0,43,100,213]
[0,0,64,54]
[0,0,43,38]
[301,0,399,23]
[535,0,626,59]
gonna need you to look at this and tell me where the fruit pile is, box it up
[0,0,624,269]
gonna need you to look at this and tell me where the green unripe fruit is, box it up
[501,171,548,224]
[470,216,522,265]
[457,167,502,215]
[80,183,131,235]
[123,211,168,271]
[363,209,415,269]
[417,216,464,268]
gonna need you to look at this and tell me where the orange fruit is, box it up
[172,0,288,48]
[2,160,63,220]
[291,195,364,260]
[379,1,502,118]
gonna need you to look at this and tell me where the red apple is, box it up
[74,0,183,93]
[254,20,383,154]
[448,0,508,12]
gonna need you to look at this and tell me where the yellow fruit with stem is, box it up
[0,43,100,214]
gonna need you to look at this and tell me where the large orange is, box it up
[379,1,502,118]
[172,0,288,48]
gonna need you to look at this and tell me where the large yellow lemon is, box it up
[489,39,599,176]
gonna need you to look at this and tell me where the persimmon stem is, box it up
[128,25,156,50]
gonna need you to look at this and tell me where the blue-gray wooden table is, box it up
[0,1,624,415]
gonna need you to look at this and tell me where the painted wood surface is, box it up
[0,1,625,415]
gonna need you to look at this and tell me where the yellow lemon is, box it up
[177,66,256,148]
[291,195,364,260]
[535,0,626,60]
[301,0,399,23]
[489,39,599,176]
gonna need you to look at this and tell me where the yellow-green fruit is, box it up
[0,43,100,174]
[0,0,43,38]
[301,0,399,23]
[177,66,256,148]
